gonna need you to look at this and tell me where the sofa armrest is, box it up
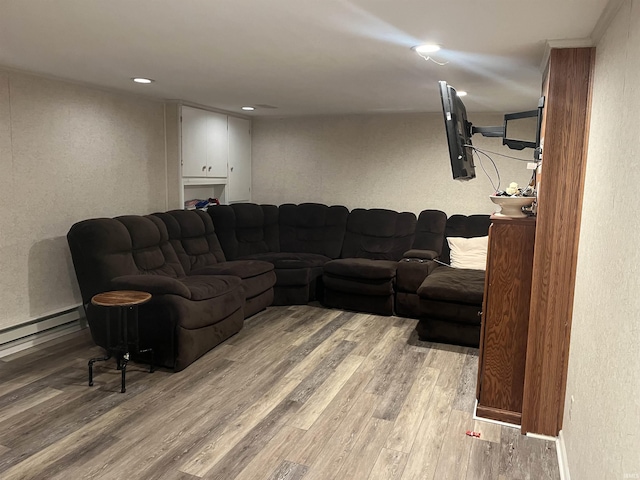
[403,249,439,261]
[110,275,191,299]
[396,259,440,293]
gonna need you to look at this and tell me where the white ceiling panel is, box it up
[0,0,608,115]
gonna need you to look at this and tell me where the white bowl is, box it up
[490,195,535,218]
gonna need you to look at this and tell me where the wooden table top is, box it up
[91,290,152,307]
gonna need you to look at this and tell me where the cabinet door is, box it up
[476,217,536,425]
[227,116,251,202]
[207,112,228,177]
[181,106,209,177]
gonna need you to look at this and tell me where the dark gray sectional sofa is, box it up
[67,202,490,371]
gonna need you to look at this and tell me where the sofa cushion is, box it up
[278,203,349,259]
[447,236,489,270]
[440,215,491,265]
[396,259,438,293]
[323,258,398,280]
[274,268,310,287]
[116,215,186,278]
[341,209,416,261]
[323,275,394,296]
[179,275,243,301]
[191,260,276,298]
[412,209,448,254]
[243,252,330,269]
[208,204,279,260]
[153,210,226,273]
[417,267,485,305]
[111,275,193,298]
[190,259,274,278]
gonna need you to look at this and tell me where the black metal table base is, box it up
[87,303,154,393]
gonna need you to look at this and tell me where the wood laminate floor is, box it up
[0,305,560,480]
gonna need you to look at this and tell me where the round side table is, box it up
[89,290,154,393]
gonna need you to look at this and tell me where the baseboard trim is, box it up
[472,399,520,429]
[556,429,571,480]
[0,306,86,358]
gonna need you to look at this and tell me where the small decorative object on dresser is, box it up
[490,195,535,218]
[490,182,535,218]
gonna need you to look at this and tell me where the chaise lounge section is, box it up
[397,214,491,347]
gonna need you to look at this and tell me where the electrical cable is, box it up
[469,146,533,162]
[468,146,501,193]
[415,52,448,66]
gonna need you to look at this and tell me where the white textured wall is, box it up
[0,70,168,331]
[252,112,535,216]
[563,1,640,478]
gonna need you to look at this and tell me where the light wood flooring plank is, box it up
[284,328,351,381]
[499,427,560,480]
[0,386,62,419]
[333,416,394,480]
[288,354,364,430]
[302,392,379,480]
[466,437,501,480]
[179,375,301,476]
[400,384,457,480]
[364,335,413,394]
[433,409,474,479]
[429,345,468,390]
[267,460,309,480]
[287,309,347,343]
[285,340,357,404]
[339,312,373,331]
[357,325,411,377]
[234,425,307,480]
[283,369,373,466]
[0,305,560,480]
[0,406,131,480]
[368,448,408,480]
[372,348,428,421]
[385,365,439,453]
[0,369,152,469]
[452,351,480,412]
[200,399,301,479]
[473,419,502,443]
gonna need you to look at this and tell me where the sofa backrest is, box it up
[278,203,349,259]
[153,209,226,274]
[340,208,417,261]
[67,215,185,304]
[208,203,279,260]
[411,209,448,254]
[441,214,492,264]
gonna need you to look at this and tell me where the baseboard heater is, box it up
[0,305,86,358]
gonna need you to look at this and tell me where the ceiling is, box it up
[0,0,608,116]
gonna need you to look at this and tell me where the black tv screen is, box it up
[438,80,476,180]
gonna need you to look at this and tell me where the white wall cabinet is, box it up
[181,106,228,178]
[227,116,252,203]
[180,105,251,206]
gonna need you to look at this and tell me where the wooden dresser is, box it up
[476,215,536,425]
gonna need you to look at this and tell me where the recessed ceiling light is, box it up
[132,77,154,84]
[457,91,468,97]
[241,106,255,111]
[412,44,441,54]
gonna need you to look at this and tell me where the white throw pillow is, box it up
[447,236,489,270]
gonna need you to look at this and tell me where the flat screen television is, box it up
[438,80,476,180]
